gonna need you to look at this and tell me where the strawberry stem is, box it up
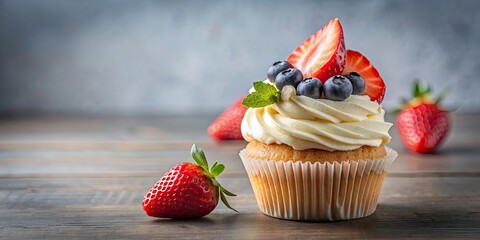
[396,79,452,114]
[220,191,238,212]
[220,185,236,196]
[191,144,209,172]
[210,163,225,177]
[190,144,238,213]
[413,79,431,99]
[435,88,448,105]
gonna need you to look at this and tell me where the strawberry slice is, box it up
[207,96,247,141]
[287,18,346,81]
[342,50,386,103]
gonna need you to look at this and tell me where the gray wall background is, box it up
[0,0,479,115]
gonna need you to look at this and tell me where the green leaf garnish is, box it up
[242,81,281,108]
[190,144,237,213]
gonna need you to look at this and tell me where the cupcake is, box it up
[239,18,397,221]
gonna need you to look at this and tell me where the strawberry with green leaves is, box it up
[396,81,450,153]
[142,144,237,219]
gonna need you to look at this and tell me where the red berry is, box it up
[397,103,449,153]
[142,162,218,218]
[142,145,237,219]
[342,50,386,103]
[287,18,346,81]
[208,96,247,141]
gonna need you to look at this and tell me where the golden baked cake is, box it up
[244,141,387,163]
[239,18,397,221]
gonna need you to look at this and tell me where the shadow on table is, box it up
[151,212,241,225]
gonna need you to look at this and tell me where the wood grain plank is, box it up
[0,145,479,176]
[1,114,479,239]
[0,116,214,141]
[0,114,478,150]
[0,177,479,239]
[1,177,480,203]
[0,150,247,176]
[1,203,479,240]
[0,114,479,176]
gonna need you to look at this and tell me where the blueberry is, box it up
[323,75,353,101]
[344,72,365,95]
[275,68,303,90]
[267,61,294,82]
[297,78,322,99]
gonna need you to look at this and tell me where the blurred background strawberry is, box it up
[396,81,450,153]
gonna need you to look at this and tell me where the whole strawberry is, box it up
[396,81,450,153]
[142,144,237,218]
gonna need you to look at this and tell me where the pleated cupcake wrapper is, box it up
[240,147,398,221]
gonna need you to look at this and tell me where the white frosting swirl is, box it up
[241,85,392,151]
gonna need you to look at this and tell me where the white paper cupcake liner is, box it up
[240,146,397,221]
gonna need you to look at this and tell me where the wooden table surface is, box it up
[0,114,479,239]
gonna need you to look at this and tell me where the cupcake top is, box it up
[241,84,392,151]
[240,18,392,152]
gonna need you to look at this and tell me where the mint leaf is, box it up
[253,81,278,96]
[242,81,280,108]
[242,93,273,108]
